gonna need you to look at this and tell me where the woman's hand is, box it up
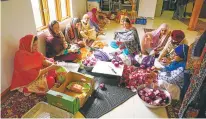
[59,32,65,38]
[63,42,68,49]
[51,64,60,70]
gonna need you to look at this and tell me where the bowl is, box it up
[136,83,172,108]
[83,64,94,72]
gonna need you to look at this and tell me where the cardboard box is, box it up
[47,90,80,114]
[47,71,95,114]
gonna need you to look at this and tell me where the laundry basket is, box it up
[22,102,73,118]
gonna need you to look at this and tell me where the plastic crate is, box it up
[22,102,73,118]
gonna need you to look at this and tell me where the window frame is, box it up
[33,0,71,32]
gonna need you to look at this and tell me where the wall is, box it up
[70,0,87,19]
[1,0,88,93]
[1,0,37,93]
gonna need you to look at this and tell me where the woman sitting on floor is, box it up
[10,35,61,96]
[141,23,171,56]
[87,12,105,35]
[65,18,85,48]
[111,18,141,65]
[80,14,97,47]
[89,8,110,28]
[46,20,80,62]
[179,31,206,118]
[153,44,189,100]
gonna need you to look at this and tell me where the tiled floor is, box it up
[98,11,202,118]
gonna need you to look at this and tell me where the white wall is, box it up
[1,0,88,93]
[1,0,37,93]
[70,0,87,19]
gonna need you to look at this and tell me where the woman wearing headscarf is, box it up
[179,31,206,118]
[46,20,80,61]
[158,30,185,62]
[90,8,110,28]
[10,35,61,96]
[141,23,171,55]
[111,18,141,65]
[64,18,85,48]
[87,12,105,35]
[80,14,97,47]
[157,44,189,100]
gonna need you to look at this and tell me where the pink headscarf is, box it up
[151,23,169,48]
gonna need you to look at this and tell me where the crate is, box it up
[22,102,73,118]
[47,71,95,114]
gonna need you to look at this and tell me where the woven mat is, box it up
[179,18,206,33]
[144,28,155,33]
[1,91,46,118]
[165,99,181,118]
[79,69,136,118]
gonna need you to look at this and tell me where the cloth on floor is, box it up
[1,91,85,118]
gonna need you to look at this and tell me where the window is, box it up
[31,0,71,31]
[31,0,43,28]
[48,0,57,22]
[61,0,67,18]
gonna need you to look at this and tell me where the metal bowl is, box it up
[136,83,172,108]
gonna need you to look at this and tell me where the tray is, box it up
[22,102,73,118]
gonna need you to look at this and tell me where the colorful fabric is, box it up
[110,41,119,49]
[114,27,141,54]
[10,35,45,91]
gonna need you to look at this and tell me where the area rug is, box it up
[1,69,135,118]
[1,91,46,118]
[179,18,206,33]
[144,28,154,33]
[165,99,181,118]
[79,69,136,118]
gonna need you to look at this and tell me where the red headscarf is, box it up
[10,35,45,90]
[90,8,99,23]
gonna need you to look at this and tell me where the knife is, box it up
[108,65,117,74]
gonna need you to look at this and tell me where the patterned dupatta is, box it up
[178,43,206,117]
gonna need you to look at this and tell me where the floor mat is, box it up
[165,99,181,118]
[1,91,46,118]
[144,28,155,33]
[79,69,136,118]
[179,18,206,33]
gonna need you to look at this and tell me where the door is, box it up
[138,0,157,18]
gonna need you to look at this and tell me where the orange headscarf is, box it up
[10,35,45,90]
